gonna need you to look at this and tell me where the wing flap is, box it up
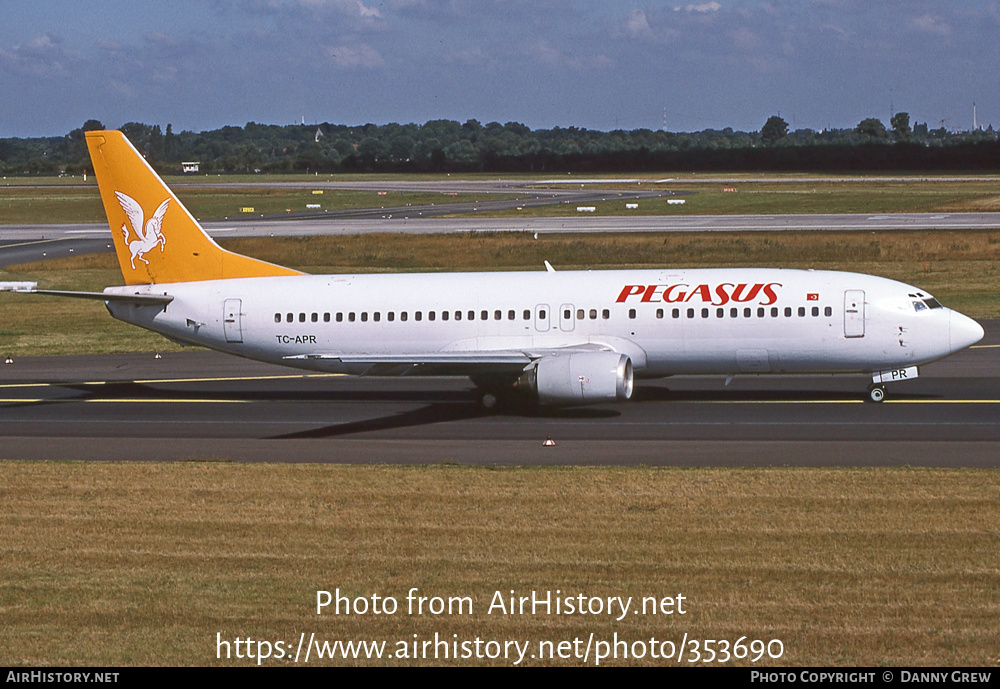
[285,352,533,364]
[282,345,619,377]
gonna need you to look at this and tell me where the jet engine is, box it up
[517,351,634,405]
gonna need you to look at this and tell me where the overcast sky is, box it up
[1,1,997,138]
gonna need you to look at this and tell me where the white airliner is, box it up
[0,130,985,405]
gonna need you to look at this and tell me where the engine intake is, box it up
[518,352,633,405]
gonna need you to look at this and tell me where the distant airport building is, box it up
[181,161,200,174]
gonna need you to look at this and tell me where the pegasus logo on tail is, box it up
[115,191,169,270]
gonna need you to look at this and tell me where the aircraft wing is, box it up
[283,344,614,377]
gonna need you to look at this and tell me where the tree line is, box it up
[1,115,998,176]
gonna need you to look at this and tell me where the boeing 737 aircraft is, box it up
[1,131,985,406]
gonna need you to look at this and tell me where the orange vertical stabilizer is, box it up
[86,130,303,285]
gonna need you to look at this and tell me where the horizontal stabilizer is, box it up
[0,281,39,292]
[0,283,173,305]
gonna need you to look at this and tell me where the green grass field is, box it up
[0,185,510,225]
[551,179,1000,217]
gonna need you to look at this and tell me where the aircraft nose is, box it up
[950,310,985,353]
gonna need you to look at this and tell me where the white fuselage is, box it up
[103,268,984,380]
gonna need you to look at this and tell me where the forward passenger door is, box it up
[844,290,865,338]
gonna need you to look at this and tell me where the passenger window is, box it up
[539,309,546,319]
[686,308,694,319]
[311,313,318,322]
[323,313,330,322]
[453,311,460,321]
[717,308,724,318]
[811,306,819,317]
[770,307,778,317]
[656,308,664,319]
[442,311,449,321]
[784,307,791,317]
[564,309,571,319]
[470,311,476,320]
[361,312,368,322]
[744,308,751,318]
[730,308,737,318]
[299,313,306,323]
[602,309,610,319]
[481,310,488,320]
[494,310,502,320]
[672,308,680,319]
[349,312,356,322]
[428,312,435,321]
[286,313,293,323]
[757,307,764,318]
[523,310,531,320]
[508,310,515,320]
[701,308,709,318]
[824,306,832,317]
[401,312,408,322]
[274,313,281,323]
[629,309,636,319]
[336,312,343,322]
[373,312,380,322]
[576,309,584,320]
[798,307,805,317]
[589,309,597,319]
[388,312,394,322]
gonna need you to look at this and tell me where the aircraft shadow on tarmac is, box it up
[265,396,621,440]
[270,407,623,439]
[16,381,620,439]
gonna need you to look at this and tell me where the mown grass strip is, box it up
[0,186,510,225]
[1,463,996,666]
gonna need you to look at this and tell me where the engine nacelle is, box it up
[518,352,634,405]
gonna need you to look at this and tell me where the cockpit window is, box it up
[912,301,928,312]
[923,298,943,309]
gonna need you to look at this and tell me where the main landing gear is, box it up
[867,384,886,403]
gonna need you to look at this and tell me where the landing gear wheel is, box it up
[868,385,885,403]
[480,392,498,409]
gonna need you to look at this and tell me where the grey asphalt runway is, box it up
[1,321,997,466]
